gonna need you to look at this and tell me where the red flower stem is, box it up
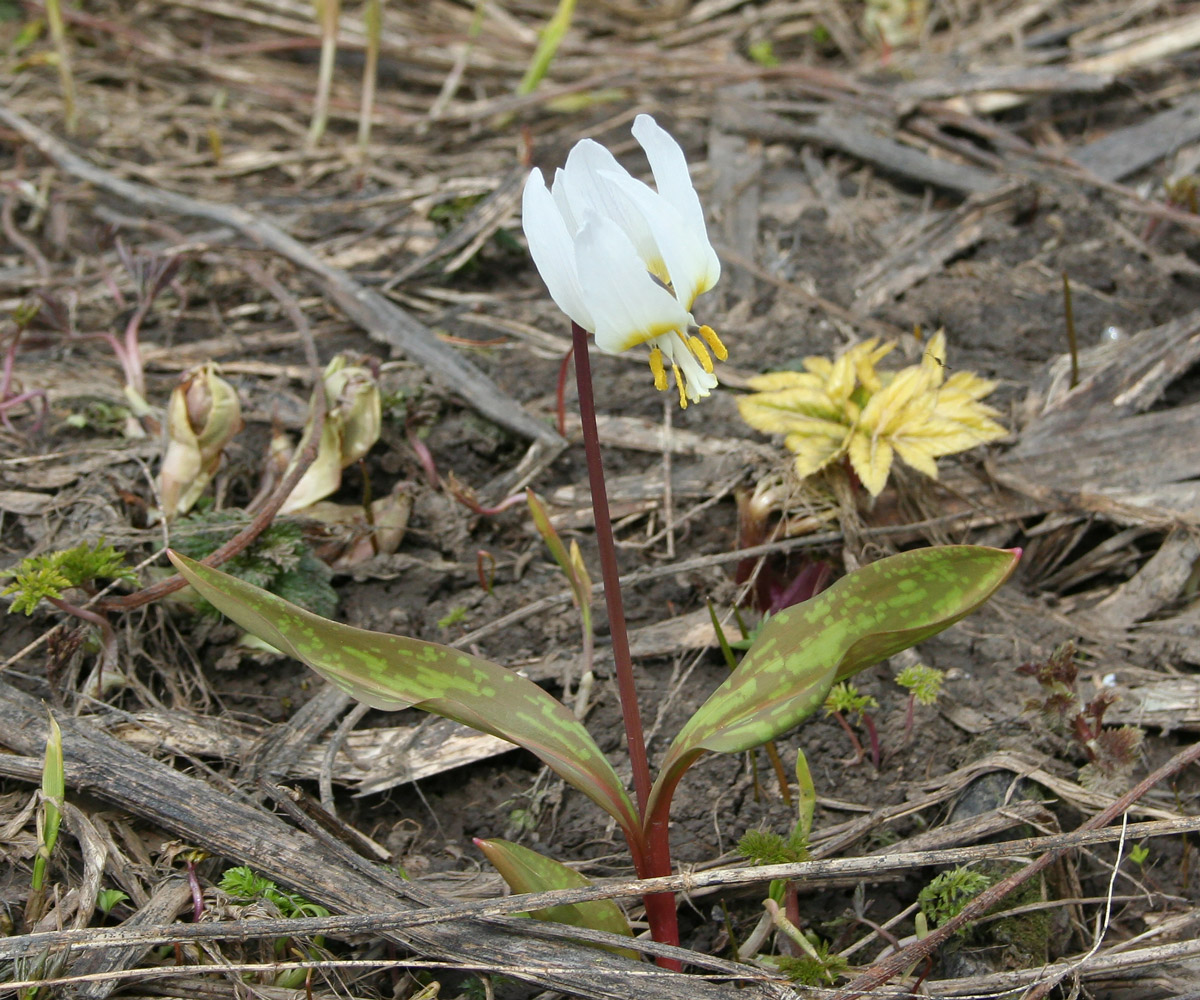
[832,710,865,765]
[571,322,681,966]
[862,712,881,769]
[570,322,651,816]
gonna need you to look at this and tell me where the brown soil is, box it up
[2,2,1199,999]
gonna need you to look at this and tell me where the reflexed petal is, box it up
[560,140,665,278]
[604,169,714,310]
[522,169,593,330]
[632,114,721,293]
[574,215,691,354]
[550,168,579,233]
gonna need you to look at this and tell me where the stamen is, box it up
[672,364,688,409]
[648,347,668,391]
[698,325,728,361]
[688,336,714,374]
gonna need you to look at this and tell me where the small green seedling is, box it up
[824,681,880,767]
[3,541,135,690]
[1128,842,1150,868]
[1018,641,1144,790]
[437,606,468,629]
[95,888,130,917]
[895,663,944,742]
[219,866,330,989]
[918,867,992,929]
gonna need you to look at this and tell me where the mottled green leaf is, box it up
[167,551,638,843]
[647,546,1018,823]
[475,837,636,958]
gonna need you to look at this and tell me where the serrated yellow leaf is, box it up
[941,369,996,401]
[788,430,849,478]
[890,435,942,478]
[746,370,821,392]
[851,339,893,394]
[848,429,893,496]
[737,392,846,434]
[803,355,834,378]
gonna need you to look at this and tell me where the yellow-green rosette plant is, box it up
[738,332,1007,496]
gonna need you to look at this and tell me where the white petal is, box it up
[522,169,593,330]
[550,168,579,234]
[603,169,714,311]
[632,114,721,295]
[560,140,666,279]
[574,215,691,354]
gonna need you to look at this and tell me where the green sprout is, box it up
[1128,843,1150,868]
[307,0,340,148]
[775,938,849,986]
[219,866,330,989]
[437,606,468,629]
[357,0,381,154]
[824,681,880,767]
[43,0,78,134]
[95,888,130,917]
[896,663,944,741]
[918,867,993,928]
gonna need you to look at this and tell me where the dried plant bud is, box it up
[158,363,243,520]
[279,355,381,515]
[324,355,381,466]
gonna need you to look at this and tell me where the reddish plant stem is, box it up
[861,712,881,769]
[832,710,866,765]
[571,322,680,965]
[570,322,651,815]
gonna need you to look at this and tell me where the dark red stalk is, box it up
[861,712,881,769]
[571,322,680,965]
[570,322,651,813]
[832,710,866,765]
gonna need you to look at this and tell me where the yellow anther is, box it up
[688,336,714,374]
[698,325,728,361]
[649,347,668,391]
[673,364,688,409]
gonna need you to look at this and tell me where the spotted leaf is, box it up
[167,551,639,843]
[646,546,1019,826]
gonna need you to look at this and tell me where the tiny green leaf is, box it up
[475,838,635,957]
[167,551,639,844]
[96,888,130,916]
[647,546,1018,825]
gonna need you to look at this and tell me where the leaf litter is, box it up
[1,0,1200,997]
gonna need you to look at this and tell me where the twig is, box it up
[2,813,1197,961]
[0,105,565,469]
[832,739,1200,999]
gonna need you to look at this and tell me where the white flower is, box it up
[522,114,726,407]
